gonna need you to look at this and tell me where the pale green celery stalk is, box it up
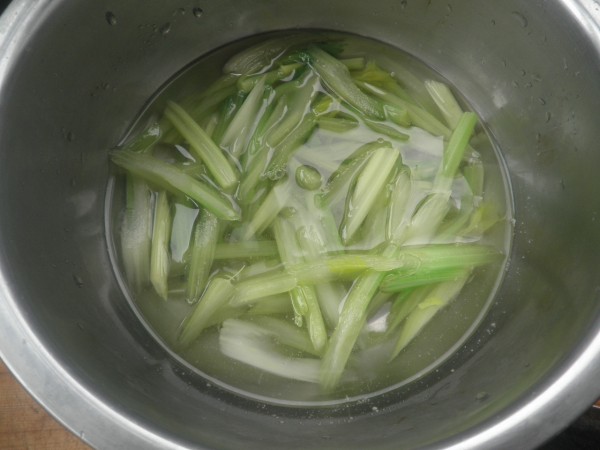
[356,81,451,138]
[307,46,385,120]
[213,240,279,260]
[340,145,400,244]
[461,202,503,237]
[177,276,236,348]
[223,32,321,75]
[363,120,410,141]
[111,150,240,221]
[462,158,485,198]
[237,62,303,93]
[241,179,292,239]
[185,211,220,303]
[385,287,430,335]
[232,271,298,306]
[320,243,400,390]
[389,273,470,360]
[265,71,319,148]
[150,191,172,300]
[435,195,475,242]
[350,60,412,103]
[341,57,366,71]
[121,176,152,293]
[398,112,478,244]
[237,258,282,280]
[219,318,321,383]
[424,79,464,130]
[203,92,246,146]
[319,140,392,207]
[246,293,292,315]
[386,167,412,242]
[164,101,238,191]
[250,316,320,356]
[385,105,412,128]
[317,114,360,133]
[380,266,470,292]
[366,291,395,320]
[272,216,327,353]
[356,169,394,249]
[122,121,162,153]
[264,113,318,181]
[434,112,478,192]
[219,79,267,157]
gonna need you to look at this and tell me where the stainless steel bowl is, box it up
[1,0,600,448]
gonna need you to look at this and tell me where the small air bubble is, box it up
[105,11,117,26]
[511,11,528,27]
[193,7,204,18]
[159,23,171,36]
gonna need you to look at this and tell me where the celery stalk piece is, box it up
[386,167,412,241]
[320,243,400,389]
[122,121,162,153]
[319,140,392,207]
[350,60,412,102]
[164,101,239,190]
[185,211,220,303]
[264,113,318,181]
[340,145,400,244]
[150,191,172,300]
[223,33,323,75]
[237,62,303,93]
[213,240,279,260]
[381,266,470,292]
[462,158,485,198]
[389,273,470,360]
[424,79,464,130]
[219,78,267,157]
[121,176,152,293]
[272,217,328,353]
[363,120,410,141]
[317,115,360,133]
[357,81,451,138]
[306,47,385,120]
[111,150,241,221]
[219,319,321,383]
[385,287,430,335]
[232,271,298,306]
[241,180,292,240]
[207,92,247,145]
[177,276,236,348]
[435,112,478,192]
[265,71,319,148]
[340,56,366,71]
[250,316,320,356]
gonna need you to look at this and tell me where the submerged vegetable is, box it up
[110,32,511,401]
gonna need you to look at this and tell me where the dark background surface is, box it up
[0,0,597,448]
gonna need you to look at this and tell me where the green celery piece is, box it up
[386,166,412,242]
[264,70,319,148]
[219,318,321,383]
[186,211,220,303]
[385,105,412,128]
[381,266,471,292]
[307,46,385,120]
[295,164,323,191]
[320,243,400,390]
[264,113,318,181]
[317,114,360,133]
[110,150,241,221]
[319,140,391,207]
[213,240,279,260]
[164,101,239,190]
[121,176,152,293]
[150,191,172,300]
[219,78,267,157]
[122,121,161,153]
[350,60,412,102]
[389,273,470,360]
[250,316,320,356]
[203,91,246,145]
[424,79,464,130]
[241,179,292,240]
[357,81,451,138]
[363,120,410,142]
[340,145,400,244]
[223,33,323,75]
[237,62,303,93]
[385,287,430,335]
[272,216,328,353]
[340,56,366,71]
[232,271,298,306]
[178,276,236,348]
[462,158,485,198]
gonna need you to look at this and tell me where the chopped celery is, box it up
[241,180,292,240]
[150,191,172,300]
[340,145,400,244]
[164,101,239,190]
[214,240,279,260]
[295,164,323,190]
[424,79,464,130]
[186,211,220,303]
[307,46,385,120]
[178,276,235,348]
[111,150,241,221]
